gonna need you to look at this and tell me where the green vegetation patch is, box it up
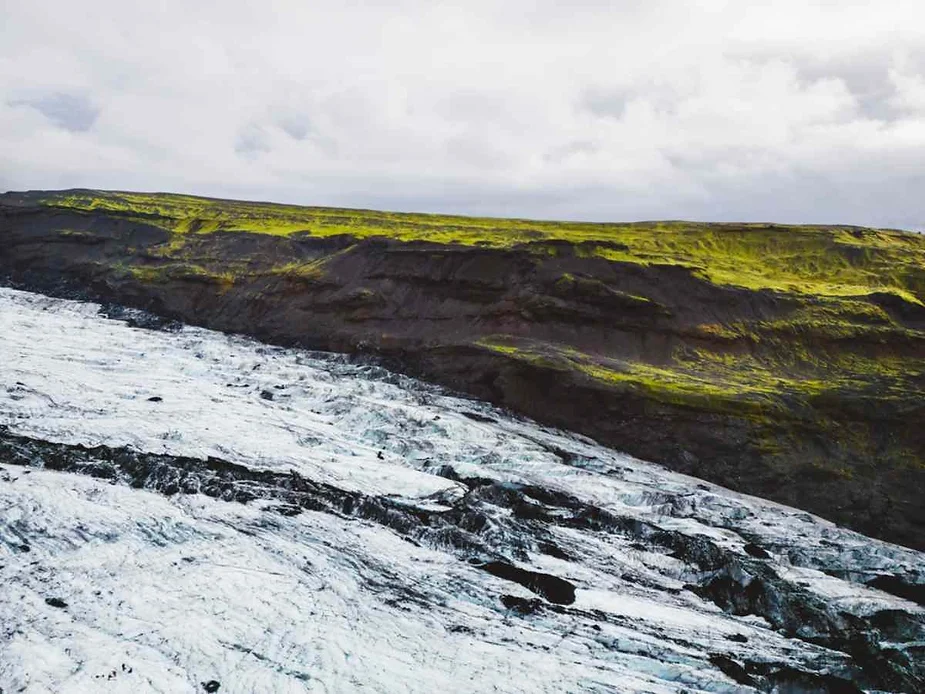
[477,333,921,419]
[478,336,786,415]
[35,190,925,305]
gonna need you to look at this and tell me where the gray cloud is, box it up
[234,124,271,159]
[278,115,311,141]
[581,89,630,120]
[792,53,900,121]
[10,92,99,132]
[1,1,924,230]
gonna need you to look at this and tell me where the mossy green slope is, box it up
[36,189,925,305]
[4,188,924,547]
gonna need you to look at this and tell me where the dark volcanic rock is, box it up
[708,654,755,687]
[478,561,576,605]
[500,595,544,614]
[743,542,771,559]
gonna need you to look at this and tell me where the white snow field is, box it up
[0,287,922,693]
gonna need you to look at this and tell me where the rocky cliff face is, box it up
[2,189,924,549]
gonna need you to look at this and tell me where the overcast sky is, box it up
[2,1,924,228]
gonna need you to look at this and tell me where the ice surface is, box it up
[1,287,922,693]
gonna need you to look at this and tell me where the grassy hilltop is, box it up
[40,189,925,301]
[3,188,924,547]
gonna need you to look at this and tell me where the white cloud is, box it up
[1,0,924,229]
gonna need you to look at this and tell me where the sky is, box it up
[1,0,924,229]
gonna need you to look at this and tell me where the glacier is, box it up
[0,286,923,693]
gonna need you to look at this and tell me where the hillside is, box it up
[2,189,924,549]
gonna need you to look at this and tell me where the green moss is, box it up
[262,255,337,281]
[480,336,783,414]
[690,323,753,341]
[575,359,785,415]
[126,263,236,289]
[553,273,653,306]
[479,332,920,422]
[475,338,572,372]
[37,190,925,306]
[150,233,193,257]
[126,266,166,283]
[743,299,916,341]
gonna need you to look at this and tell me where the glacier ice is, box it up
[1,287,923,693]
